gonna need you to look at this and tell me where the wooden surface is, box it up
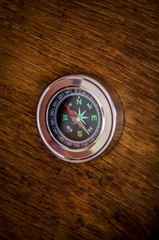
[0,0,159,239]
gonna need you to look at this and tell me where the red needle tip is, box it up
[64,104,77,117]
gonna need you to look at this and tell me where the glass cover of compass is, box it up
[36,74,123,162]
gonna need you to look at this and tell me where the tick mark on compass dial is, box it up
[47,89,102,149]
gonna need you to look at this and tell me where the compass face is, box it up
[47,89,102,149]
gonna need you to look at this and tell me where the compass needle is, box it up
[64,104,78,118]
[78,120,89,135]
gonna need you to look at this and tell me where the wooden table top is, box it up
[0,0,159,239]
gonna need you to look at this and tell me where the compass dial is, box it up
[47,89,102,149]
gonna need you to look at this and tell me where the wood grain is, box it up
[0,0,159,239]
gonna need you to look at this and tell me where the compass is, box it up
[37,75,124,163]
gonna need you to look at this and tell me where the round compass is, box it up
[37,75,124,163]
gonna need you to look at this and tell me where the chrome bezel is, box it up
[36,74,124,163]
